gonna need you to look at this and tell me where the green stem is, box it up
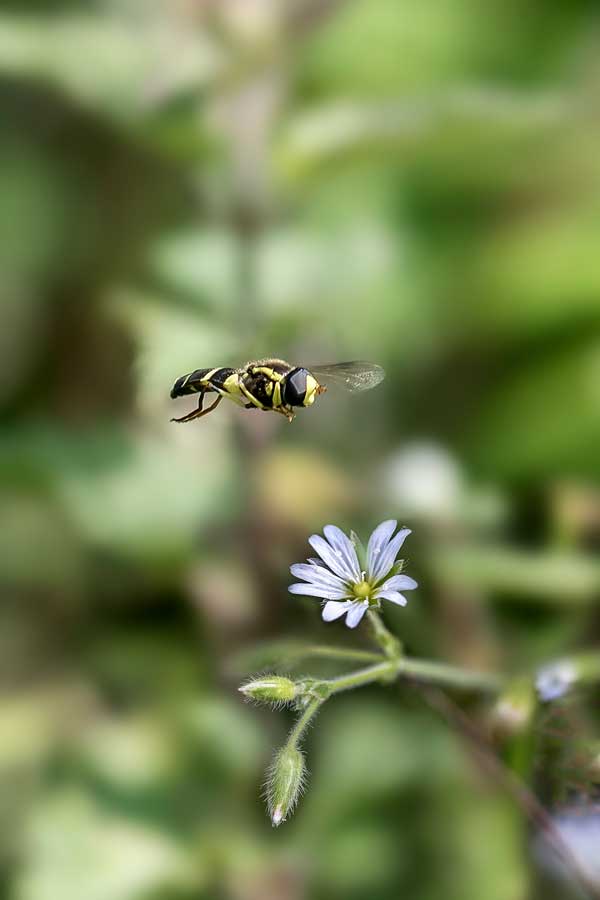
[287,698,322,747]
[320,657,501,697]
[399,657,502,693]
[232,640,383,673]
[324,659,401,694]
[304,644,384,664]
[367,609,402,658]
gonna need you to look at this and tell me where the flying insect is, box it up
[169,359,385,423]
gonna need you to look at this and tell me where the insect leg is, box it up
[171,393,222,423]
[170,390,204,423]
[273,406,295,423]
[193,394,222,420]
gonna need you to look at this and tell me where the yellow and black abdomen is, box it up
[170,367,236,399]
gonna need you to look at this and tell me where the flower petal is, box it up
[323,525,361,581]
[377,574,418,592]
[308,534,356,580]
[288,583,349,600]
[289,563,347,590]
[345,602,368,628]
[377,590,408,606]
[536,661,577,702]
[370,528,411,582]
[366,520,397,580]
[322,600,353,621]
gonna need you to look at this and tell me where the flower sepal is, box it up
[383,558,406,581]
[294,678,332,706]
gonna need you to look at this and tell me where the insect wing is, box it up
[310,361,385,393]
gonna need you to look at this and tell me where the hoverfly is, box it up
[170,359,385,423]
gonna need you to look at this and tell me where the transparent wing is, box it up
[310,361,386,393]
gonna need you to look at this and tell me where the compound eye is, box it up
[283,368,308,406]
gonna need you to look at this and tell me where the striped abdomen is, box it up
[170,367,236,399]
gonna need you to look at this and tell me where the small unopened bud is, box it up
[266,744,306,827]
[239,676,298,706]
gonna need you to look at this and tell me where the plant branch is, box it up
[399,657,502,693]
[323,659,401,694]
[303,644,384,664]
[315,656,501,698]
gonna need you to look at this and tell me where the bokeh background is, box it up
[2,1,600,898]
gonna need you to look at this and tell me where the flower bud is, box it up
[266,744,306,827]
[239,676,298,706]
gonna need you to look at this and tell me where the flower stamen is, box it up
[352,580,371,600]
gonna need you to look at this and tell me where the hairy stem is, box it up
[399,657,502,693]
[303,644,384,663]
[288,697,323,747]
[319,656,500,697]
[324,659,401,694]
[367,609,402,658]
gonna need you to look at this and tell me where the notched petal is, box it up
[378,574,418,592]
[308,534,356,580]
[345,602,368,629]
[371,528,411,582]
[289,563,346,589]
[323,525,361,580]
[288,583,349,600]
[322,600,352,621]
[366,520,397,578]
[377,590,408,606]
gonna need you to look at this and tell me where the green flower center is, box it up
[352,580,371,600]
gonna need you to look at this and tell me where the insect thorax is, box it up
[244,359,292,376]
[239,360,291,408]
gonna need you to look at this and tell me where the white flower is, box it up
[535,660,578,702]
[288,520,417,629]
[535,807,600,888]
[382,443,462,519]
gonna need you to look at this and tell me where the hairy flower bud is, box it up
[266,744,306,827]
[239,676,298,706]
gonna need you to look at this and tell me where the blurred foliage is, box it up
[1,1,600,898]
